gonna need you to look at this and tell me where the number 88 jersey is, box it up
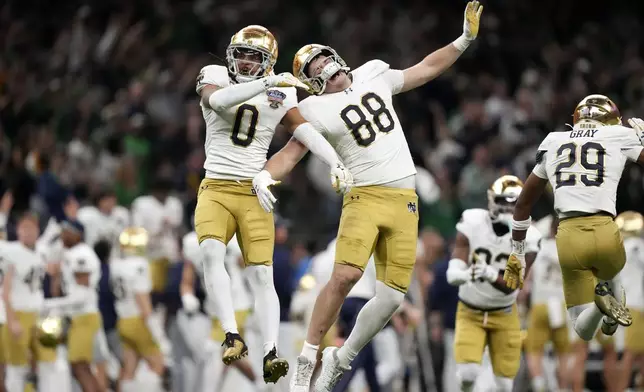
[533,124,643,218]
[297,60,416,187]
[196,65,298,181]
[456,209,542,309]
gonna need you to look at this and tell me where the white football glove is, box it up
[181,293,200,314]
[252,170,280,213]
[627,117,644,146]
[264,72,311,91]
[330,163,354,194]
[472,263,499,283]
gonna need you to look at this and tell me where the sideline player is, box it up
[615,211,644,391]
[505,95,644,345]
[251,3,483,391]
[523,216,570,392]
[1,213,58,392]
[109,227,165,392]
[194,24,352,382]
[446,176,541,392]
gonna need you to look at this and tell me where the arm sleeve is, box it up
[619,128,644,161]
[292,122,339,168]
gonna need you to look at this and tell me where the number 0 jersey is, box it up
[529,237,565,305]
[1,242,45,312]
[196,65,298,180]
[533,124,643,218]
[109,256,151,319]
[297,60,416,187]
[456,209,542,309]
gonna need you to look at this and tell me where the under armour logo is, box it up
[344,88,353,94]
[407,202,417,213]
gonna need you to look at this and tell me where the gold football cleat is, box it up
[594,282,632,327]
[263,348,289,383]
[222,332,249,365]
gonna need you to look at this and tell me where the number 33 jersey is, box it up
[533,124,643,218]
[298,60,416,186]
[196,65,298,180]
[456,209,541,309]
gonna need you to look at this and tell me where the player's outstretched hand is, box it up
[330,163,353,194]
[253,170,281,213]
[463,1,483,40]
[627,118,644,145]
[503,253,525,290]
[265,72,311,91]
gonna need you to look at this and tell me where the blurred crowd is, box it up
[3,0,644,391]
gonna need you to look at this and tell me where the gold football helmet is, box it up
[226,25,278,83]
[488,175,524,224]
[293,44,349,95]
[37,316,67,348]
[119,227,149,256]
[616,211,644,237]
[573,94,622,126]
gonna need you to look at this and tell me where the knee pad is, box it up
[248,265,274,288]
[456,363,481,387]
[494,376,514,391]
[374,281,405,313]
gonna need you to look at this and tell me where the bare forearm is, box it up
[419,43,463,83]
[264,139,308,180]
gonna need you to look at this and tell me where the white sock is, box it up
[248,265,280,356]
[200,238,238,334]
[336,282,405,368]
[531,375,546,392]
[301,341,320,363]
[5,365,27,392]
[149,372,163,392]
[121,379,137,392]
[569,303,602,341]
[494,376,514,391]
[37,362,59,392]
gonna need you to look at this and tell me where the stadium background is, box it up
[2,0,644,390]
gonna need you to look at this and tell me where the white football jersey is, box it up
[182,231,252,313]
[196,65,297,180]
[529,238,565,305]
[78,205,130,247]
[62,243,102,315]
[456,209,542,309]
[2,242,45,312]
[131,195,183,260]
[110,256,151,319]
[620,236,644,310]
[298,60,416,187]
[533,124,643,218]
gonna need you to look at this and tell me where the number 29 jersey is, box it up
[456,209,542,309]
[196,65,298,180]
[533,124,643,218]
[298,60,416,187]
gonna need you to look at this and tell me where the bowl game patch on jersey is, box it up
[266,89,286,108]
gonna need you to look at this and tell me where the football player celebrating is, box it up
[41,221,106,392]
[615,211,644,391]
[78,189,130,249]
[109,228,165,392]
[250,3,483,391]
[506,96,644,346]
[446,176,541,392]
[180,230,259,387]
[194,24,352,382]
[524,216,570,392]
[1,213,58,392]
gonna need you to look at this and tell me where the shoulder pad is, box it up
[196,65,230,93]
[460,208,489,224]
[351,60,391,82]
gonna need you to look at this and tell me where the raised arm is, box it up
[399,1,483,93]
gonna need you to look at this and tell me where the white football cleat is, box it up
[314,347,350,392]
[290,355,315,392]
